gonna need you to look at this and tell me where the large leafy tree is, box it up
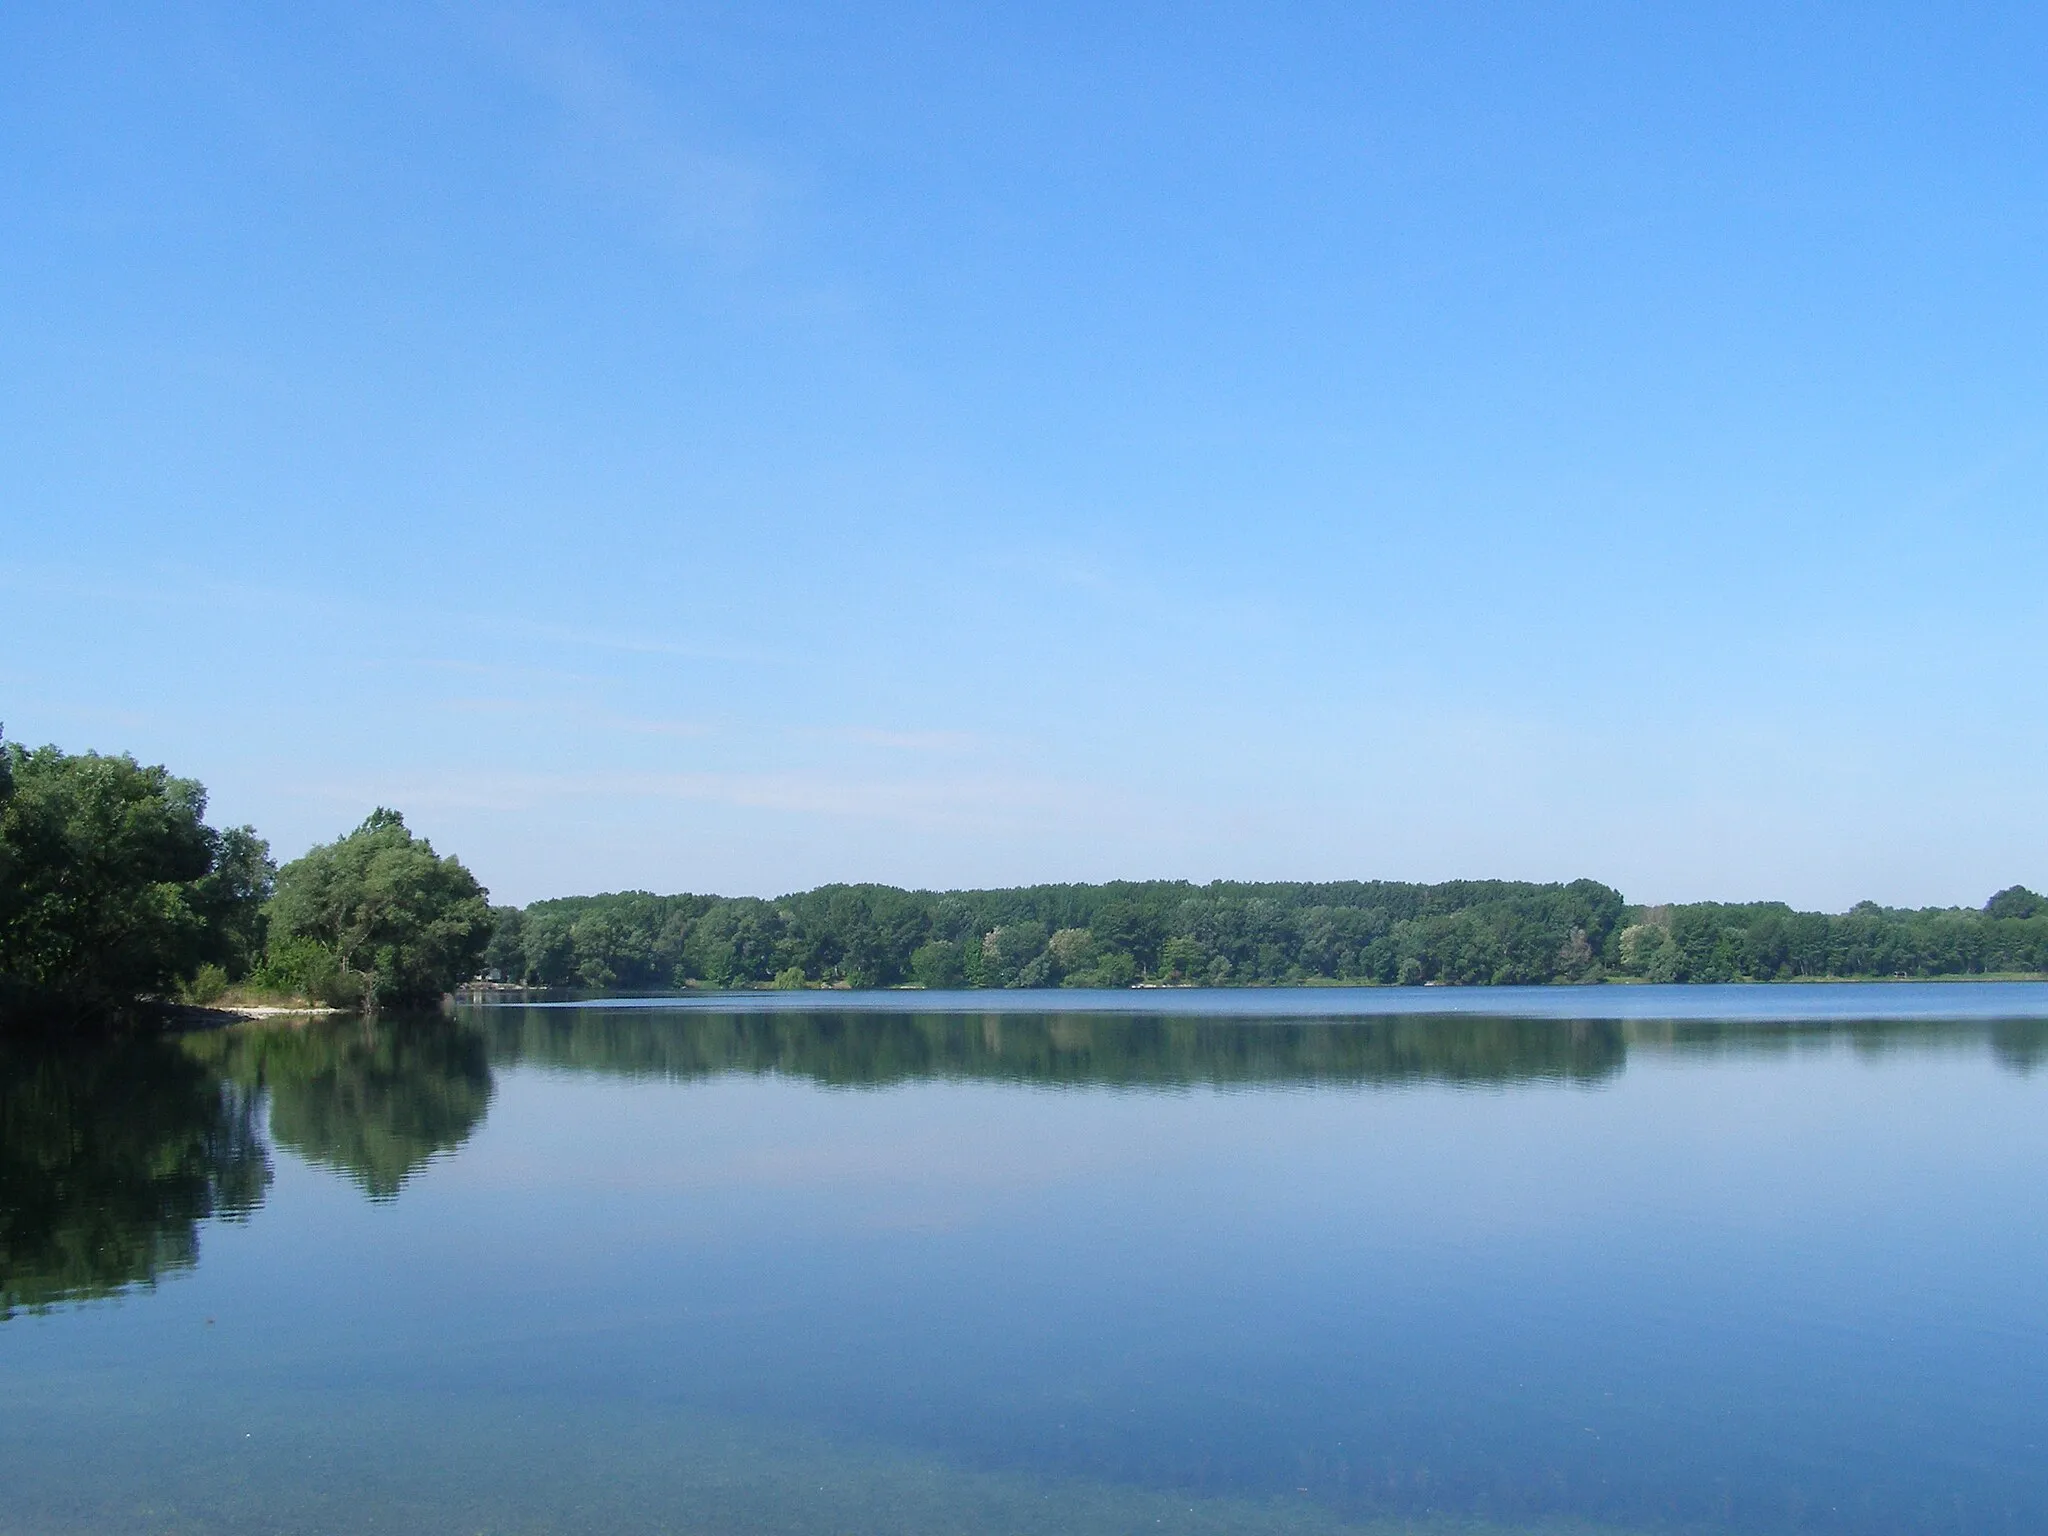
[0,737,271,1021]
[267,809,492,1009]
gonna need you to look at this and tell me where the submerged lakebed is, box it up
[4,985,2048,1534]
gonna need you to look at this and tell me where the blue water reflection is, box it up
[3,987,2045,1535]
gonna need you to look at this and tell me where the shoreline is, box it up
[457,971,2048,1003]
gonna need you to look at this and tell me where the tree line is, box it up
[486,879,2048,991]
[485,878,1635,990]
[3,732,2045,1028]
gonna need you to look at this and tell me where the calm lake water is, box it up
[5,984,2047,1535]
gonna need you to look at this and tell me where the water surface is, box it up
[4,984,2046,1535]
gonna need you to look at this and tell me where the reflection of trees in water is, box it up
[1992,1019,2048,1073]
[0,1034,269,1318]
[195,1016,493,1200]
[0,1016,495,1316]
[1628,1016,2048,1072]
[482,1006,2048,1088]
[481,1009,1630,1088]
[6,1007,2033,1319]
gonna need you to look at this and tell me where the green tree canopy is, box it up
[267,809,491,1009]
[486,877,1632,990]
[0,736,271,1022]
[483,874,2048,992]
[1986,885,2046,921]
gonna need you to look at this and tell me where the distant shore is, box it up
[453,970,2048,1004]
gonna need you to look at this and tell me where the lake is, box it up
[4,983,2047,1535]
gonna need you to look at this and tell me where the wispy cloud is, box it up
[436,696,716,741]
[515,619,778,666]
[803,725,986,754]
[0,560,360,625]
[0,560,766,673]
[289,767,1101,828]
[398,657,604,686]
[430,692,989,754]
[477,4,781,264]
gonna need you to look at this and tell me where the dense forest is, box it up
[484,879,2048,991]
[3,731,2046,1028]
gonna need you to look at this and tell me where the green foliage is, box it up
[0,738,273,1022]
[266,809,492,1010]
[1986,885,2046,921]
[179,963,230,1005]
[980,920,1051,987]
[1610,896,2048,981]
[249,933,358,1007]
[909,939,966,989]
[482,877,1634,991]
[191,824,276,977]
[479,874,2048,992]
[481,904,526,981]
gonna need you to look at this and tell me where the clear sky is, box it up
[4,2,2044,909]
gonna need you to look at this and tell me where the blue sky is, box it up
[4,2,2044,909]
